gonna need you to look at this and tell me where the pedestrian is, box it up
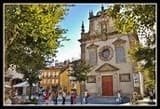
[62,90,66,104]
[116,90,122,103]
[84,89,89,104]
[73,90,77,104]
[70,90,74,104]
[149,89,154,103]
[130,91,138,104]
[44,90,50,104]
[48,92,54,104]
[54,91,58,104]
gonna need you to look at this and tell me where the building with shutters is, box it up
[39,61,81,95]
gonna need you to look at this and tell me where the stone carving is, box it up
[95,63,119,72]
[99,46,113,61]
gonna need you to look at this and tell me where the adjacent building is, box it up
[79,6,143,96]
[39,61,81,95]
[4,64,24,96]
[59,64,80,95]
[39,67,61,89]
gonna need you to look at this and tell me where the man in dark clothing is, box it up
[62,90,66,104]
[70,91,74,104]
[53,91,58,104]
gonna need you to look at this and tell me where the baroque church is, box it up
[79,6,144,96]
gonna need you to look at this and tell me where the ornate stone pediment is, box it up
[112,38,126,46]
[95,63,119,72]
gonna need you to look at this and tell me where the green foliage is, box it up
[5,4,70,98]
[5,4,69,72]
[108,5,155,34]
[144,79,155,89]
[71,60,91,82]
[108,4,156,89]
[5,5,69,66]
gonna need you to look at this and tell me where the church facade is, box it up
[79,7,143,96]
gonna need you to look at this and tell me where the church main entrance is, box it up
[102,76,113,96]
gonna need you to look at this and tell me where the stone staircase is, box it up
[87,96,130,104]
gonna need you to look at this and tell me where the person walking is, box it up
[73,90,77,104]
[62,90,66,104]
[49,92,54,104]
[117,90,122,103]
[52,91,58,104]
[44,90,50,104]
[70,90,74,104]
[84,89,89,104]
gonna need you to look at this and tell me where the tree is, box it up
[5,4,70,100]
[24,70,40,100]
[107,4,156,89]
[70,60,91,104]
[5,4,69,68]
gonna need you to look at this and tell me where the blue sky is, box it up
[55,4,109,63]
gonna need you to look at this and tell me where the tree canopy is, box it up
[5,4,69,71]
[71,60,91,82]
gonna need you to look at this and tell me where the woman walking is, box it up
[44,90,50,104]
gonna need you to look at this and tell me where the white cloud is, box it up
[55,44,81,62]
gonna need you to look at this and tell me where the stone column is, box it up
[97,74,101,96]
[81,43,86,62]
[23,87,26,95]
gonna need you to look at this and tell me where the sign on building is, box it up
[133,73,140,87]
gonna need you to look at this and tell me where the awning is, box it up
[13,81,37,87]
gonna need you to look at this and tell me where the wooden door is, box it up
[102,76,113,96]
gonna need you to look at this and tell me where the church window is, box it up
[88,48,97,66]
[115,46,126,63]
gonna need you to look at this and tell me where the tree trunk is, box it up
[80,82,82,104]
[29,85,32,100]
